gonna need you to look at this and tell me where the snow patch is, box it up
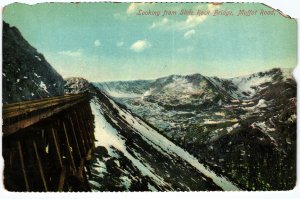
[226,123,240,133]
[90,98,170,188]
[106,95,240,191]
[230,72,273,98]
[147,183,158,191]
[120,176,132,190]
[39,81,49,93]
[288,114,296,123]
[34,73,41,78]
[256,99,267,108]
[35,55,42,61]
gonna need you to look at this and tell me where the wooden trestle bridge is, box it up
[2,93,95,191]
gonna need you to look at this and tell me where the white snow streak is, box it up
[90,98,170,188]
[39,81,49,93]
[106,96,240,191]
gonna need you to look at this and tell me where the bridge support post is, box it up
[33,140,48,191]
[17,141,30,191]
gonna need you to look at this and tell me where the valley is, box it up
[94,68,297,190]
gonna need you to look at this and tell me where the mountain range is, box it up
[94,67,296,190]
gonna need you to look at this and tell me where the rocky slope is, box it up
[2,22,64,104]
[64,78,240,191]
[87,86,240,191]
[64,77,91,94]
[94,80,153,98]
[94,67,296,190]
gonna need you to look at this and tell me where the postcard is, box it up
[1,2,297,192]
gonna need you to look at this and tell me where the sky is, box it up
[3,2,297,82]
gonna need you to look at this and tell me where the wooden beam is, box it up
[73,111,87,154]
[4,97,73,119]
[62,121,76,172]
[77,110,91,148]
[77,159,85,179]
[80,109,91,148]
[68,116,82,161]
[57,167,66,192]
[33,140,48,191]
[51,128,63,169]
[85,149,92,161]
[17,141,30,191]
[3,93,85,110]
[81,108,93,144]
[3,98,86,136]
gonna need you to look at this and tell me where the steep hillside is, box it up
[94,80,153,98]
[227,68,293,99]
[2,22,64,104]
[87,86,240,191]
[143,74,234,110]
[93,67,296,190]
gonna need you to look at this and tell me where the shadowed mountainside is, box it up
[2,22,64,104]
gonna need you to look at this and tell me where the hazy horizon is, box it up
[91,67,293,83]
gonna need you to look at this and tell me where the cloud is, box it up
[58,49,82,57]
[177,46,194,53]
[150,17,169,29]
[116,41,124,47]
[150,3,220,31]
[130,40,151,52]
[94,40,101,47]
[127,3,141,14]
[127,3,154,15]
[182,15,208,29]
[184,29,195,39]
[180,4,220,29]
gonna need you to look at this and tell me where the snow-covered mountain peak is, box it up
[280,67,294,80]
[94,67,295,109]
[228,68,293,99]
[93,80,154,98]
